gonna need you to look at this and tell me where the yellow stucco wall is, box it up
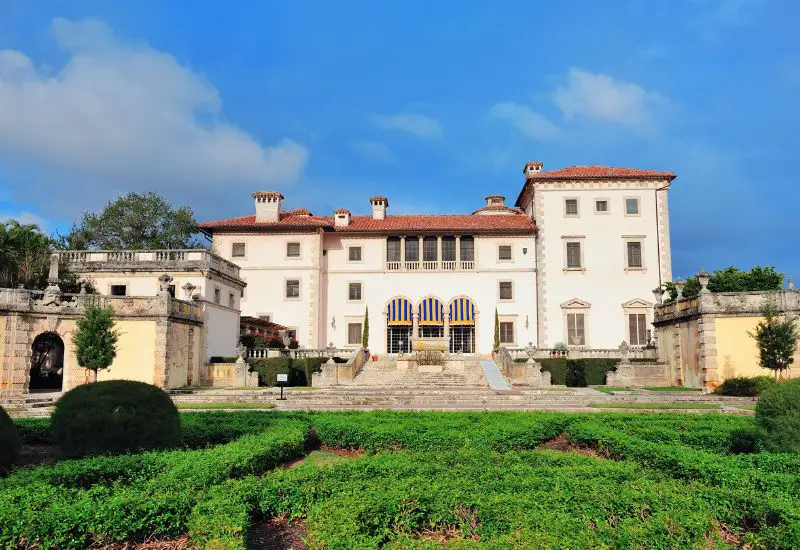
[97,320,157,384]
[715,316,769,380]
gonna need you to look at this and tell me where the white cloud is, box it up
[350,140,396,163]
[0,211,49,230]
[0,18,307,216]
[488,102,561,141]
[553,68,666,127]
[372,113,442,138]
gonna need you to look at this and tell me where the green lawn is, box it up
[738,405,757,411]
[589,402,721,410]
[645,386,702,392]
[594,386,635,394]
[5,410,796,548]
[175,402,275,410]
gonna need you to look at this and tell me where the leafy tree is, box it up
[665,266,784,301]
[493,308,500,350]
[62,192,205,250]
[73,303,119,379]
[749,298,798,380]
[362,306,370,349]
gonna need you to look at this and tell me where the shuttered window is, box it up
[231,243,246,257]
[629,314,648,346]
[566,242,582,268]
[349,247,362,261]
[627,242,642,268]
[499,322,515,344]
[567,313,585,346]
[348,323,362,345]
[286,242,300,257]
[498,245,512,261]
[348,282,362,301]
[565,199,579,216]
[499,281,513,300]
[285,280,300,298]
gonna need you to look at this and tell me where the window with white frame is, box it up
[231,242,246,258]
[285,279,300,299]
[628,313,648,346]
[625,197,640,216]
[498,245,512,261]
[286,242,301,258]
[499,321,515,344]
[564,198,579,216]
[566,241,582,269]
[626,241,643,268]
[498,281,513,300]
[347,323,362,345]
[348,246,362,262]
[348,282,362,301]
[595,199,608,213]
[566,313,585,346]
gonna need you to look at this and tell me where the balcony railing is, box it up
[384,260,476,272]
[57,249,240,279]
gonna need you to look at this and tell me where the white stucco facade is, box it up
[202,162,675,354]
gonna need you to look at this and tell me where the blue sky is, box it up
[0,0,798,281]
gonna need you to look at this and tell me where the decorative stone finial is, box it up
[618,341,631,364]
[652,285,665,304]
[788,278,795,290]
[181,281,197,300]
[697,271,711,294]
[157,273,173,296]
[524,341,537,359]
[235,341,247,364]
[674,279,686,299]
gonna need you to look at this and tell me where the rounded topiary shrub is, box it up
[52,380,181,458]
[755,379,800,454]
[0,405,21,472]
[714,376,775,396]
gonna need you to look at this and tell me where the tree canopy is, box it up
[665,266,784,301]
[62,192,205,250]
[0,220,51,288]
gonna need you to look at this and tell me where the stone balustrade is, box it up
[57,249,240,279]
[506,346,656,361]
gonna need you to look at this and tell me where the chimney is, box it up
[523,161,543,179]
[370,196,388,220]
[485,195,506,207]
[253,191,283,223]
[334,208,351,227]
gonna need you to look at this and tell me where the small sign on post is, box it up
[276,373,288,400]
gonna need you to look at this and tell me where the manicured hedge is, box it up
[714,375,775,396]
[756,379,800,453]
[0,406,20,473]
[540,358,618,385]
[248,357,327,386]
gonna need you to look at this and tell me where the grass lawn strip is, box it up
[589,402,721,410]
[176,402,275,410]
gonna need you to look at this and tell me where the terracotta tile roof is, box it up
[334,208,351,214]
[471,205,524,215]
[200,212,536,234]
[287,208,313,216]
[528,165,676,181]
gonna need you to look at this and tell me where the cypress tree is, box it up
[73,303,119,379]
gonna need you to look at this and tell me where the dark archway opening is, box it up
[30,332,64,391]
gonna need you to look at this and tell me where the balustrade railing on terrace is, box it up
[57,249,240,278]
[506,347,657,361]
[247,347,350,359]
[384,260,475,271]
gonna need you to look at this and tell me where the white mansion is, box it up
[200,161,675,355]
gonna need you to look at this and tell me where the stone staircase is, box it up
[341,358,488,388]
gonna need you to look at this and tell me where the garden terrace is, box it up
[2,410,799,548]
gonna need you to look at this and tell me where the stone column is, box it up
[455,235,461,268]
[436,236,442,267]
[418,236,423,263]
[412,312,419,339]
[400,236,405,267]
[443,311,450,339]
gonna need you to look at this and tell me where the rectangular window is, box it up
[231,242,246,258]
[629,313,648,346]
[567,313,585,346]
[228,292,235,308]
[405,238,419,262]
[595,200,608,213]
[348,282,362,301]
[498,245,512,261]
[460,236,475,261]
[110,284,127,296]
[442,237,456,261]
[499,322,515,344]
[168,285,176,298]
[348,246,362,262]
[214,288,221,304]
[499,281,513,300]
[423,237,438,262]
[627,241,643,268]
[286,242,301,257]
[285,279,300,299]
[625,198,640,216]
[565,198,579,216]
[566,242,582,268]
[347,323,362,345]
[387,237,401,262]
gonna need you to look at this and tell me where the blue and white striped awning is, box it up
[418,297,444,326]
[449,297,476,326]
[387,297,413,325]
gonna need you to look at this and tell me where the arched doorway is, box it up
[449,297,476,353]
[418,296,444,338]
[30,332,64,391]
[386,296,413,354]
